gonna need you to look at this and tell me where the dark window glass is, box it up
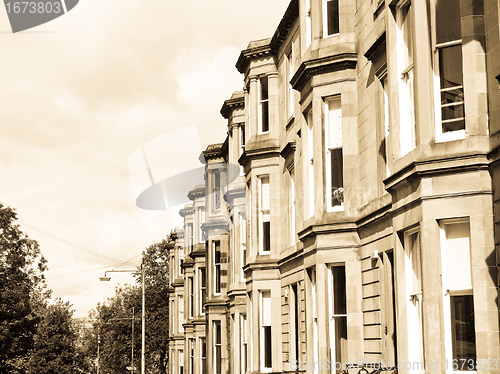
[241,124,246,147]
[330,148,343,206]
[436,0,461,44]
[451,295,476,367]
[201,338,207,374]
[292,284,300,361]
[215,242,221,294]
[332,266,348,374]
[327,0,339,35]
[333,266,346,315]
[439,45,465,132]
[215,321,222,374]
[263,221,270,252]
[260,77,268,100]
[213,171,221,209]
[260,77,269,133]
[262,102,269,132]
[200,268,206,306]
[264,325,272,368]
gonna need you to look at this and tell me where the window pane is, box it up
[263,220,270,252]
[451,295,476,366]
[261,102,269,132]
[264,325,272,368]
[445,222,471,290]
[402,3,413,65]
[333,266,346,315]
[327,0,339,35]
[260,77,268,100]
[335,316,348,373]
[436,0,461,44]
[261,177,270,210]
[331,148,344,206]
[439,45,465,132]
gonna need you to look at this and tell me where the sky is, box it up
[0,0,290,318]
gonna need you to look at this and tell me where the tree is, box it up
[26,298,87,374]
[0,202,48,373]
[136,236,170,374]
[85,233,172,374]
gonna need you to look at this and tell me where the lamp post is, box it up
[100,253,146,374]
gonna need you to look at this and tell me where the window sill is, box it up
[436,129,465,143]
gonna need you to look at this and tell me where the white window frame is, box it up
[200,337,207,374]
[212,170,221,211]
[239,213,247,282]
[404,228,424,374]
[188,276,194,319]
[439,218,476,373]
[306,110,315,218]
[189,339,194,374]
[258,176,271,254]
[324,96,344,212]
[178,349,184,374]
[199,267,206,315]
[397,0,416,156]
[258,77,270,134]
[286,48,294,120]
[328,264,348,374]
[214,320,222,374]
[260,290,272,372]
[240,314,247,374]
[322,0,340,37]
[178,295,184,333]
[433,0,465,143]
[199,207,205,243]
[305,0,312,47]
[214,241,221,295]
[289,169,296,246]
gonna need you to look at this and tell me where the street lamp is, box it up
[100,253,146,374]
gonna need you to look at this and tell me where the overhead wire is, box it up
[18,219,137,266]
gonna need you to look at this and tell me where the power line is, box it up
[18,219,135,265]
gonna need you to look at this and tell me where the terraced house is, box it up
[167,0,500,374]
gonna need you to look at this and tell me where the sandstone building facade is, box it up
[167,0,500,373]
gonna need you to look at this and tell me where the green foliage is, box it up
[26,298,87,374]
[86,234,172,374]
[0,203,48,373]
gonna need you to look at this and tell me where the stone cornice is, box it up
[179,206,194,217]
[280,141,296,160]
[201,143,224,163]
[236,40,272,74]
[238,146,281,168]
[235,0,299,75]
[220,92,245,119]
[269,0,299,54]
[290,53,358,92]
[190,243,206,258]
[384,154,489,193]
[188,184,205,201]
[364,31,386,63]
[224,187,246,207]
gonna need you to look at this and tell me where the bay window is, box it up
[214,321,222,374]
[260,291,272,372]
[258,77,269,133]
[325,96,343,210]
[434,0,465,141]
[329,265,347,374]
[398,0,416,156]
[440,220,476,371]
[258,176,271,254]
[214,241,221,295]
[323,0,339,36]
